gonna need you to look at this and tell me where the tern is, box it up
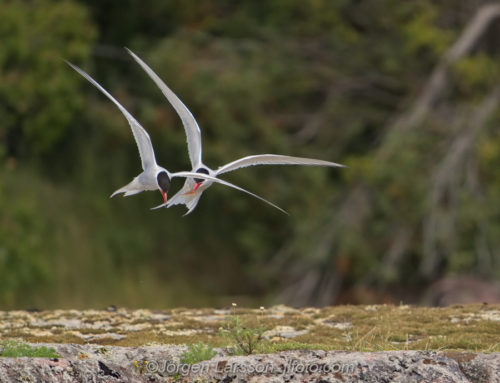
[66,61,287,213]
[127,49,346,215]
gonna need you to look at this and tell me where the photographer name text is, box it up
[142,359,356,376]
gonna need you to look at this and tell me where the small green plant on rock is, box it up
[219,304,267,355]
[181,342,217,364]
[0,340,60,358]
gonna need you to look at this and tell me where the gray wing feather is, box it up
[126,49,203,168]
[216,154,346,175]
[161,172,288,215]
[66,61,157,170]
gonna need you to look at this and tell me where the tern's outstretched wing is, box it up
[66,61,157,171]
[154,172,288,215]
[126,49,203,168]
[216,154,346,175]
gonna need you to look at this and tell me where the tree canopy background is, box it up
[1,0,500,309]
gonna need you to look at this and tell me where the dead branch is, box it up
[390,3,500,134]
[421,85,500,276]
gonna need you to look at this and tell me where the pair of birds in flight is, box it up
[66,49,345,215]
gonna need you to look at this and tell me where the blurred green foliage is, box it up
[0,0,499,309]
[181,342,217,364]
[0,0,95,157]
[0,340,60,358]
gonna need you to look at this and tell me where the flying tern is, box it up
[66,61,287,213]
[127,49,346,215]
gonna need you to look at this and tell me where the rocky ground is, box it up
[0,344,499,382]
[1,304,500,382]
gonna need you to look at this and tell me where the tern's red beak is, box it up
[161,191,168,204]
[192,183,202,193]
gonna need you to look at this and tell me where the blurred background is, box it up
[1,0,500,310]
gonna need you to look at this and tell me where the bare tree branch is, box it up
[390,3,500,134]
[421,85,500,276]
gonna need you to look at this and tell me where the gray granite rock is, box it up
[0,343,498,382]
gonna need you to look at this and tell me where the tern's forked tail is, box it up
[183,193,203,216]
[110,179,144,198]
[165,183,192,208]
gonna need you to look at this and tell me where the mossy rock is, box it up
[1,304,500,353]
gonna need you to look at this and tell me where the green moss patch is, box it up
[0,340,60,358]
[1,304,500,352]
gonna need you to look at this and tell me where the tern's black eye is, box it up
[157,171,171,193]
[194,167,210,184]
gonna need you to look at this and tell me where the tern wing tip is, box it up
[150,206,163,210]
